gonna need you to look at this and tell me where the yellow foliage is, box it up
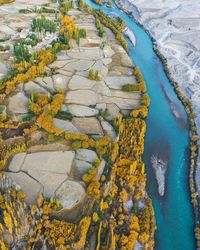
[96,221,102,250]
[138,232,150,244]
[57,237,65,245]
[87,179,100,200]
[111,142,119,162]
[73,217,91,249]
[126,230,138,249]
[131,106,148,118]
[3,211,13,234]
[36,92,64,135]
[121,234,129,246]
[92,212,99,222]
[129,215,140,232]
[0,242,8,250]
[0,48,55,96]
[82,167,97,184]
[100,200,109,210]
[17,191,26,201]
[120,188,128,202]
[60,16,76,35]
[37,194,44,207]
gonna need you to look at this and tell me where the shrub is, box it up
[122,82,146,92]
[88,68,100,80]
[32,17,57,33]
[59,15,86,46]
[88,68,95,80]
[95,18,104,37]
[13,43,31,62]
[92,0,104,5]
[141,93,150,107]
[107,1,112,7]
[122,84,138,92]
[19,33,41,47]
[59,0,73,14]
[57,110,73,120]
[35,7,57,14]
[131,106,148,119]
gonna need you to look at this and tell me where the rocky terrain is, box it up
[1,3,139,210]
[0,0,53,78]
[0,1,155,249]
[119,0,200,119]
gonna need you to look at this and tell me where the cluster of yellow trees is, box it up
[0,183,92,250]
[29,91,64,135]
[0,185,27,250]
[60,15,76,37]
[0,49,55,98]
[55,115,155,249]
[0,0,14,5]
[0,139,26,170]
[99,115,155,249]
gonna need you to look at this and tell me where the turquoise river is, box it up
[85,0,196,249]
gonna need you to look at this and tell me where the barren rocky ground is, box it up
[0,1,155,248]
[1,6,139,207]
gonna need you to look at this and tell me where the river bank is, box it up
[113,0,199,247]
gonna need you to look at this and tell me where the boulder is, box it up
[105,76,137,89]
[72,160,93,180]
[106,103,120,120]
[63,59,95,72]
[5,172,43,204]
[101,95,140,110]
[76,149,98,163]
[92,81,111,96]
[48,60,68,68]
[52,74,70,90]
[66,104,99,117]
[67,48,101,60]
[65,90,98,106]
[56,51,70,61]
[120,53,133,67]
[8,93,29,114]
[95,103,107,111]
[8,153,26,172]
[68,75,96,90]
[92,60,108,79]
[103,45,115,58]
[101,120,117,141]
[102,58,112,65]
[110,66,133,75]
[21,151,75,175]
[27,171,67,198]
[55,180,85,210]
[42,77,55,90]
[111,90,141,99]
[72,117,103,135]
[53,118,80,133]
[24,81,48,96]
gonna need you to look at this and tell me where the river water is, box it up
[84,1,196,249]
